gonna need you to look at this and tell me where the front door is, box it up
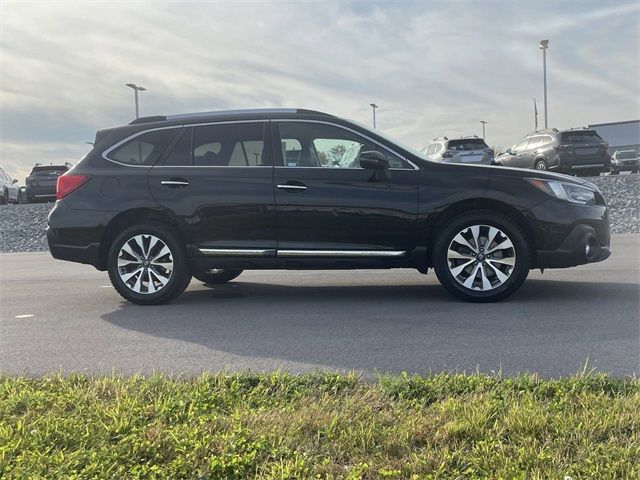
[148,121,276,254]
[273,121,418,254]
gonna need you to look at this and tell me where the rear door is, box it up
[148,121,276,254]
[273,120,418,253]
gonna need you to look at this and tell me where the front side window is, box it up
[426,144,436,155]
[108,129,178,166]
[277,122,408,169]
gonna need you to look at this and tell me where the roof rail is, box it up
[526,127,558,136]
[432,136,448,141]
[129,108,334,125]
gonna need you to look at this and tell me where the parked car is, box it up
[25,164,70,202]
[610,149,639,174]
[495,128,611,177]
[420,136,494,165]
[47,109,610,305]
[0,167,20,204]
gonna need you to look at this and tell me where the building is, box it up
[588,120,640,156]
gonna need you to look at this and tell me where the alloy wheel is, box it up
[117,234,174,294]
[447,225,516,291]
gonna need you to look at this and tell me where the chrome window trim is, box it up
[102,120,269,168]
[198,248,274,256]
[277,250,406,257]
[275,119,419,170]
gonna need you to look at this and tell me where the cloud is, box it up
[1,0,638,180]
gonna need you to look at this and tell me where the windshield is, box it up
[346,118,430,161]
[616,150,636,159]
[560,131,602,144]
[447,139,489,151]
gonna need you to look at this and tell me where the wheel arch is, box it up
[98,208,183,270]
[426,198,537,267]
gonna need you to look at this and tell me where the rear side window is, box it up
[192,123,268,166]
[107,129,178,166]
[426,144,436,155]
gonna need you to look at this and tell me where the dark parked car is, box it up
[496,128,611,176]
[610,149,639,174]
[0,167,20,204]
[420,136,494,165]
[47,109,610,305]
[26,164,70,202]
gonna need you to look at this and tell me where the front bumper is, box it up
[611,160,639,172]
[535,223,610,268]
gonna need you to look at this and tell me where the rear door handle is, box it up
[161,179,189,187]
[277,183,307,192]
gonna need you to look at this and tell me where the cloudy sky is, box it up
[1,0,639,180]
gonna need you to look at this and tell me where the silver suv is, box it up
[420,136,494,165]
[610,149,639,174]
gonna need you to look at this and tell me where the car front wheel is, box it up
[107,223,192,305]
[193,269,244,285]
[433,211,530,302]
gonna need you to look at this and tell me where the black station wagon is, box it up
[47,109,611,304]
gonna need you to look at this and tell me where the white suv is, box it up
[421,136,494,165]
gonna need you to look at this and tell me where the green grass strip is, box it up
[1,372,638,479]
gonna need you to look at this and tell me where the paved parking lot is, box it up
[1,234,638,377]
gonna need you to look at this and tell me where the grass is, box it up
[1,372,638,479]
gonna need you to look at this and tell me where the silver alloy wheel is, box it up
[536,161,546,170]
[447,225,516,291]
[117,234,174,294]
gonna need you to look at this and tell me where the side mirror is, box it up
[12,179,18,184]
[359,150,389,170]
[505,148,513,155]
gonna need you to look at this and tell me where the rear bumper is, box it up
[46,200,112,270]
[26,185,56,199]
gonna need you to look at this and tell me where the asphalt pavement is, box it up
[1,234,638,378]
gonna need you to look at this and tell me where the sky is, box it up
[1,0,639,181]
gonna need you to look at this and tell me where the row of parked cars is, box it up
[0,164,70,204]
[420,127,639,177]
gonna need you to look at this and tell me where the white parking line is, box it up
[14,314,34,319]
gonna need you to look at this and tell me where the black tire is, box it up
[194,269,244,284]
[0,190,7,205]
[107,223,192,305]
[534,159,547,171]
[432,210,530,302]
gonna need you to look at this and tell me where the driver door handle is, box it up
[161,179,189,187]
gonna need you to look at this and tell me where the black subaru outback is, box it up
[47,109,610,305]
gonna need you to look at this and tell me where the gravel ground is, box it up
[0,174,638,253]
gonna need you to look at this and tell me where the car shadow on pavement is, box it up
[101,278,640,376]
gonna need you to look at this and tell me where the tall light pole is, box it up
[370,103,378,129]
[125,83,146,119]
[539,39,549,129]
[480,120,487,139]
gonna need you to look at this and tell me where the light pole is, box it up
[539,39,549,129]
[125,83,146,119]
[370,103,378,129]
[480,120,487,139]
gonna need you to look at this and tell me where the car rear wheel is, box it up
[107,223,191,305]
[433,211,530,302]
[193,269,244,285]
[534,159,547,171]
[0,190,7,205]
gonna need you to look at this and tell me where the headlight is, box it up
[526,178,597,205]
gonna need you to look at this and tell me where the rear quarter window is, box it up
[106,129,179,166]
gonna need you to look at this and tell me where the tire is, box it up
[534,159,547,171]
[432,210,530,302]
[0,190,7,205]
[194,269,243,284]
[107,223,192,305]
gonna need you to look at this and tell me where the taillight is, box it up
[554,144,570,151]
[56,174,89,200]
[442,150,455,158]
